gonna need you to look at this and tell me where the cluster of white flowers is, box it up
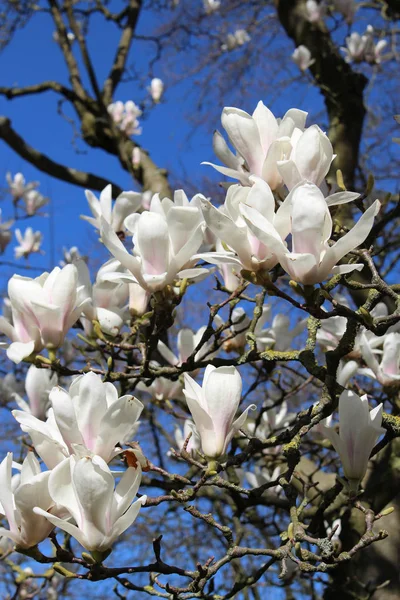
[107,101,143,136]
[342,25,388,65]
[221,29,251,51]
[0,98,391,564]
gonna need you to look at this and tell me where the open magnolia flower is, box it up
[0,264,90,363]
[204,102,334,191]
[204,102,308,188]
[242,182,379,285]
[0,453,56,549]
[201,177,284,272]
[82,184,142,233]
[6,172,39,202]
[13,372,143,468]
[292,45,315,71]
[14,228,43,259]
[322,390,385,487]
[34,454,146,552]
[13,365,57,420]
[360,332,400,386]
[77,259,129,337]
[99,201,207,292]
[183,365,255,458]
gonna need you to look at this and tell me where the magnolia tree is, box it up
[0,1,399,600]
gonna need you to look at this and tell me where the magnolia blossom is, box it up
[221,29,251,52]
[13,365,57,420]
[0,453,56,549]
[243,183,380,285]
[60,246,87,266]
[174,420,201,455]
[292,45,315,71]
[13,372,143,469]
[14,228,43,259]
[77,260,129,337]
[158,326,216,366]
[107,101,142,136]
[0,210,13,254]
[0,264,89,363]
[6,173,38,202]
[305,0,325,22]
[183,365,255,457]
[100,199,207,292]
[360,332,400,386]
[34,455,146,552]
[248,401,294,438]
[245,464,281,494]
[82,184,142,233]
[204,0,220,13]
[149,78,164,103]
[204,102,334,190]
[322,390,385,486]
[200,178,284,272]
[137,371,184,401]
[342,26,387,65]
[22,190,49,216]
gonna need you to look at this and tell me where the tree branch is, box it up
[276,0,368,189]
[0,116,123,195]
[103,0,142,104]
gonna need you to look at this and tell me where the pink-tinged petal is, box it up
[252,101,279,154]
[221,107,264,175]
[279,252,319,284]
[212,130,241,170]
[50,386,83,452]
[291,183,327,258]
[166,206,201,255]
[33,506,87,549]
[201,161,251,186]
[262,139,292,190]
[294,125,333,185]
[136,212,170,276]
[166,223,204,281]
[111,496,146,542]
[7,341,36,364]
[112,192,142,232]
[0,453,18,534]
[100,217,145,286]
[320,200,380,275]
[203,366,242,455]
[95,395,143,459]
[381,333,400,377]
[178,329,195,363]
[114,467,142,519]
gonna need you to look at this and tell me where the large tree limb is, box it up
[103,0,143,104]
[0,116,123,195]
[276,0,368,189]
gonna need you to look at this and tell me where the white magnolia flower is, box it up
[108,101,142,136]
[6,173,38,202]
[242,182,380,285]
[60,246,87,266]
[183,365,255,457]
[100,198,207,292]
[158,326,216,366]
[22,190,49,216]
[322,390,385,486]
[14,228,43,259]
[82,184,142,233]
[0,264,90,363]
[0,453,56,549]
[204,0,220,13]
[200,178,284,272]
[13,365,57,420]
[292,45,315,71]
[342,26,387,65]
[149,78,164,103]
[137,372,184,402]
[305,0,325,22]
[360,332,400,386]
[245,463,281,493]
[13,372,143,469]
[77,260,129,337]
[34,455,146,552]
[221,29,251,51]
[174,419,201,455]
